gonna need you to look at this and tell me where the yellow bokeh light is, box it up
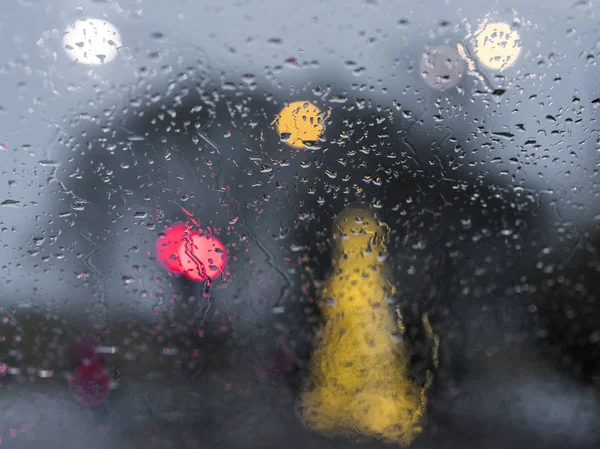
[297,208,437,446]
[472,22,521,71]
[274,101,327,149]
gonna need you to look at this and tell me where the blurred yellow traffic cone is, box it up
[297,207,434,446]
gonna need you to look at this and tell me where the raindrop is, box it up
[377,251,389,262]
[1,200,20,207]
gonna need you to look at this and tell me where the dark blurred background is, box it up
[1,0,600,448]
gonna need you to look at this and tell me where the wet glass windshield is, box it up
[1,1,600,448]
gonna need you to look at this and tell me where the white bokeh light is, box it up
[472,21,522,71]
[62,18,121,65]
[420,45,465,91]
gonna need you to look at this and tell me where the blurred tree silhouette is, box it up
[2,45,599,449]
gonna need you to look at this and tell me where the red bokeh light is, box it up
[68,363,110,407]
[156,223,227,282]
[74,336,106,366]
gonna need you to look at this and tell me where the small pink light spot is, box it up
[180,207,194,217]
[225,382,232,391]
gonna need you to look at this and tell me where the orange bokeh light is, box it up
[274,101,327,149]
[156,223,227,282]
